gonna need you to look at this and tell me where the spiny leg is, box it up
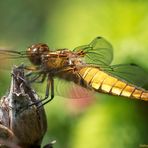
[35,73,46,83]
[25,71,34,77]
[33,67,77,107]
[29,74,54,108]
[28,73,42,83]
[37,67,75,105]
[23,65,46,83]
[24,65,40,71]
[27,73,46,83]
[24,65,41,77]
[37,75,54,108]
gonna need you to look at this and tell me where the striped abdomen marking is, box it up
[79,67,148,101]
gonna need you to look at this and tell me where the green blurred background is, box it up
[0,0,148,148]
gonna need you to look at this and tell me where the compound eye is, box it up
[31,43,49,54]
[36,43,49,53]
[27,43,49,65]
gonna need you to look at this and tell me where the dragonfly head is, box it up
[26,43,49,65]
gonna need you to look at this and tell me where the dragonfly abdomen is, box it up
[79,67,148,101]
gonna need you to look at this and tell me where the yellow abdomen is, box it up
[79,67,148,101]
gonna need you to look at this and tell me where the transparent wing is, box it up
[74,36,113,66]
[0,49,26,59]
[34,78,94,99]
[102,64,148,89]
[55,78,94,99]
[0,49,30,70]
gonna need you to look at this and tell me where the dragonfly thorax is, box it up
[67,56,85,67]
[26,43,49,65]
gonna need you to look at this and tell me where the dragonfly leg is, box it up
[36,75,54,108]
[29,75,54,108]
[24,65,40,71]
[24,65,42,77]
[25,71,34,77]
[24,66,43,82]
[27,73,46,83]
[24,68,46,83]
[35,73,46,83]
[28,73,42,83]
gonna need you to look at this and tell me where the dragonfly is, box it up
[0,37,148,106]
